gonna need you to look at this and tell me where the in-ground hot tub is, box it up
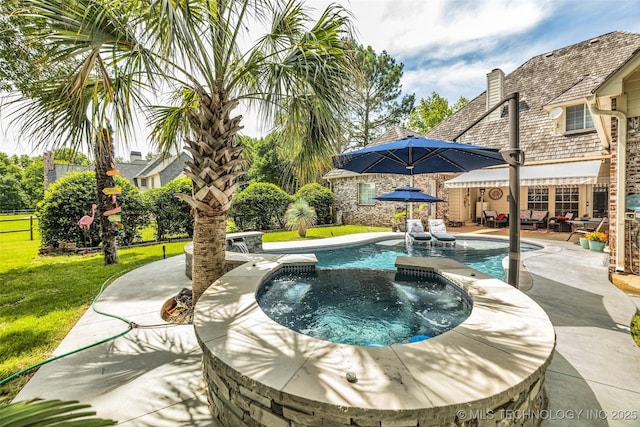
[194,254,556,427]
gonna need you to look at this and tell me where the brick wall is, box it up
[622,116,640,273]
[331,174,452,227]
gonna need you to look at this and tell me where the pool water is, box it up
[312,239,538,279]
[257,269,471,346]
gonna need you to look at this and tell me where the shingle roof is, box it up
[426,31,640,162]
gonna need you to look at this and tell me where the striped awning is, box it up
[444,160,602,188]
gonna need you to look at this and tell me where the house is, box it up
[131,152,189,191]
[44,150,189,192]
[327,31,640,277]
[325,127,447,226]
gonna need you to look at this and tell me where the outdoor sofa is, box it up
[520,209,548,230]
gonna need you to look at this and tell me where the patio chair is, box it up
[547,212,574,232]
[483,210,508,228]
[566,217,608,241]
[428,219,456,246]
[406,219,431,243]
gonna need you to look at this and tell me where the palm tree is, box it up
[285,199,317,238]
[11,0,354,303]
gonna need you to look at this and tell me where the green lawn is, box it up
[0,223,390,403]
[262,225,389,242]
[0,232,186,404]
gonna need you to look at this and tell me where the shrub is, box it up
[294,183,334,225]
[230,182,292,231]
[37,171,149,247]
[226,218,241,233]
[115,176,149,245]
[145,177,193,240]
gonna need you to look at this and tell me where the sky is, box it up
[2,0,640,158]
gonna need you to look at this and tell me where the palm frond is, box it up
[0,398,116,426]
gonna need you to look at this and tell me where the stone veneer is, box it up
[183,231,264,279]
[194,254,556,427]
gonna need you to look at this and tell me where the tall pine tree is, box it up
[345,45,415,148]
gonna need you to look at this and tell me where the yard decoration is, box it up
[78,204,97,230]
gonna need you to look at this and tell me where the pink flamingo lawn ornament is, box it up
[78,204,97,230]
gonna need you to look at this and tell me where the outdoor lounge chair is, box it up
[406,219,431,243]
[566,216,608,241]
[428,219,456,246]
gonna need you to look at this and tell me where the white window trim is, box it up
[564,104,595,134]
[358,182,376,206]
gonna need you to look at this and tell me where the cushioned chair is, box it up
[547,212,574,232]
[483,210,508,228]
[428,219,456,245]
[406,219,431,243]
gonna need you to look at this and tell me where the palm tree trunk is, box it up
[94,128,118,265]
[181,88,245,304]
[191,212,227,305]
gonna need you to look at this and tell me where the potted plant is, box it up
[584,231,607,252]
[393,210,407,232]
[578,236,590,249]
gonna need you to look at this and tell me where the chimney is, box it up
[43,151,55,189]
[486,68,505,121]
[130,151,143,163]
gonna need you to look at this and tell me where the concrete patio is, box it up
[12,229,640,426]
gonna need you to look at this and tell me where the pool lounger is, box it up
[428,219,456,246]
[406,219,432,244]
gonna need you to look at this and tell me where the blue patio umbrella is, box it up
[332,136,504,174]
[334,135,503,219]
[374,185,445,205]
[374,186,446,231]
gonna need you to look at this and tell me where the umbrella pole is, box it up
[505,93,523,288]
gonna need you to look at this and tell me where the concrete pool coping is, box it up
[262,231,543,291]
[193,248,556,424]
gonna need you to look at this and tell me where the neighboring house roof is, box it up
[426,31,640,162]
[135,152,189,186]
[46,164,93,187]
[45,152,189,189]
[117,162,148,183]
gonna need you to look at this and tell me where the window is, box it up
[592,184,609,218]
[566,104,594,131]
[554,186,578,217]
[358,183,375,205]
[527,187,548,210]
[140,178,147,187]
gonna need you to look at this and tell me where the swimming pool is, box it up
[290,238,538,279]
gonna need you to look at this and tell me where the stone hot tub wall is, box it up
[194,255,556,427]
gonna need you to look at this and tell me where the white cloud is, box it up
[345,0,554,58]
[4,0,640,153]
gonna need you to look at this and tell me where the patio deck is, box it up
[12,228,640,426]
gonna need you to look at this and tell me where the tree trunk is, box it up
[191,212,227,304]
[94,127,118,265]
[180,87,246,305]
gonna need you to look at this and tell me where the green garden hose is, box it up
[1,272,136,386]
